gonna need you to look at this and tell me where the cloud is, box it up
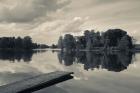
[0,0,140,44]
[0,0,71,23]
[61,17,89,33]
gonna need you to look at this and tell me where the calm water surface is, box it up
[0,50,139,93]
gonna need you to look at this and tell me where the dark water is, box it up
[0,50,139,93]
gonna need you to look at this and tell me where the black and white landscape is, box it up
[0,0,140,93]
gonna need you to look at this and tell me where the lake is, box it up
[0,50,139,93]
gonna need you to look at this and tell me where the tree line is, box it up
[0,36,49,49]
[58,29,133,51]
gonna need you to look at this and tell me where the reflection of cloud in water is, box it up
[34,86,68,93]
[58,72,140,93]
[0,72,38,86]
[0,50,139,93]
[0,62,41,73]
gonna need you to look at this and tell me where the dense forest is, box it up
[58,29,133,51]
[0,36,49,50]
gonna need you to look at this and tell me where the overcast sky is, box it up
[0,0,140,45]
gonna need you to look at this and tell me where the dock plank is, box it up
[0,71,73,93]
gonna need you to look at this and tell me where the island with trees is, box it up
[57,29,137,52]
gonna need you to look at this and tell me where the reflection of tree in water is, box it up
[58,51,76,66]
[0,50,46,62]
[57,51,133,72]
[101,52,133,72]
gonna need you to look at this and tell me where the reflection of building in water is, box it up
[57,51,133,72]
[0,50,46,62]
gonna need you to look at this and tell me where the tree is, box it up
[84,30,90,41]
[15,37,23,49]
[76,36,86,49]
[103,29,127,46]
[85,30,102,49]
[23,36,32,49]
[51,44,57,49]
[63,34,76,50]
[92,31,101,47]
[58,36,63,49]
[118,35,133,51]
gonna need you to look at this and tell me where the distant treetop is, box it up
[0,36,49,50]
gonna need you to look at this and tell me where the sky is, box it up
[0,0,140,45]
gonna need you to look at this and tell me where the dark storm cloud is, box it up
[0,0,71,23]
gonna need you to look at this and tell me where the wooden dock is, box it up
[0,71,73,93]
